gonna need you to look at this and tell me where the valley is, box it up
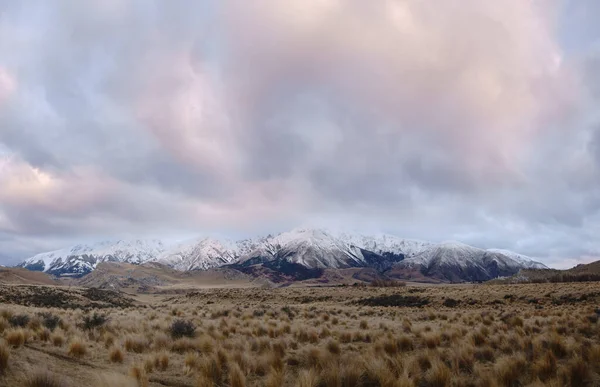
[0,281,599,386]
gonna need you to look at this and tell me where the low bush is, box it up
[169,319,196,339]
[9,314,30,327]
[38,312,61,331]
[355,295,429,308]
[81,313,108,330]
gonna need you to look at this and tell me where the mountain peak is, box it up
[17,230,547,281]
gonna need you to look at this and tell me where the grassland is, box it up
[1,281,600,386]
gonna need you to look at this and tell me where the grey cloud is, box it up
[0,1,599,267]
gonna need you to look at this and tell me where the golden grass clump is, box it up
[38,328,51,342]
[51,332,65,347]
[68,338,87,358]
[326,339,341,355]
[229,363,247,387]
[108,347,124,363]
[425,361,452,387]
[494,355,527,386]
[25,370,67,387]
[124,335,148,353]
[0,340,9,374]
[154,352,169,371]
[265,368,285,387]
[198,354,224,385]
[5,328,25,348]
[129,364,149,387]
[296,369,320,387]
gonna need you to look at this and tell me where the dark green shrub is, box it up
[38,312,61,331]
[169,319,196,339]
[9,314,30,327]
[81,313,108,330]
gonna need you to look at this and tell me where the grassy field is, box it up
[1,282,600,386]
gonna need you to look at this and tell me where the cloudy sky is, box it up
[0,1,599,268]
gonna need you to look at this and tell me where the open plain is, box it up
[1,281,600,386]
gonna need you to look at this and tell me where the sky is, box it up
[0,1,600,268]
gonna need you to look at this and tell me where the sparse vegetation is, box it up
[0,282,599,386]
[370,279,407,287]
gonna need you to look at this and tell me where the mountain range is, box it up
[17,228,547,283]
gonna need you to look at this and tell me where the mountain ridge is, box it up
[16,228,547,282]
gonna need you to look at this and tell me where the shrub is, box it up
[81,313,108,330]
[443,298,461,308]
[38,312,61,331]
[370,279,407,287]
[356,295,429,307]
[169,319,196,339]
[9,314,30,327]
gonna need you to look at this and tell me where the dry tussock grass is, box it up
[0,340,9,375]
[1,282,600,385]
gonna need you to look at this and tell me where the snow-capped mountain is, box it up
[17,228,547,282]
[388,241,547,282]
[158,237,258,271]
[18,240,166,277]
[487,249,546,269]
[335,232,434,258]
[238,229,367,269]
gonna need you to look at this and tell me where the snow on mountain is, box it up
[157,237,258,271]
[487,249,547,269]
[335,232,434,258]
[389,241,548,282]
[19,240,166,277]
[17,228,548,282]
[261,228,366,269]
